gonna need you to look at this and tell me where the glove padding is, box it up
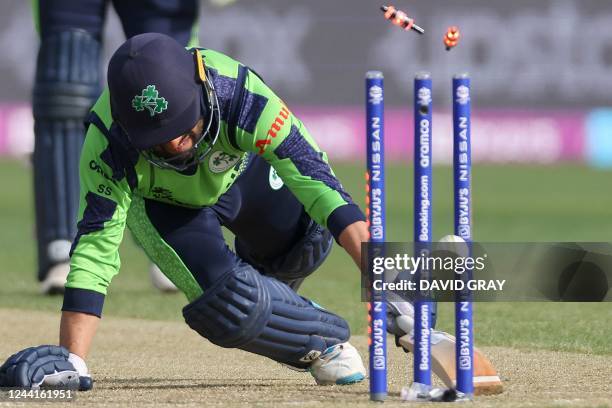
[0,345,80,389]
[386,297,415,338]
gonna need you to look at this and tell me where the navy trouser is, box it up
[141,155,312,291]
[37,0,198,43]
[34,0,198,281]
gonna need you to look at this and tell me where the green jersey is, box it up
[67,49,363,300]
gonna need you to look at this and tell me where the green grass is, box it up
[1,159,611,354]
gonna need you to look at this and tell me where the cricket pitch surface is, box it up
[1,309,609,407]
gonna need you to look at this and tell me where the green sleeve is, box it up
[234,72,359,230]
[67,96,132,295]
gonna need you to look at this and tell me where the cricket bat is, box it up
[397,330,503,395]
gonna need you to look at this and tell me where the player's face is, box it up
[153,118,205,158]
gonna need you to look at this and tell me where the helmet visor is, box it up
[140,75,220,172]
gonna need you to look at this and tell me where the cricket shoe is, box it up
[40,262,69,295]
[309,342,366,385]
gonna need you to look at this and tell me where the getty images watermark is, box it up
[370,252,506,293]
[361,242,612,302]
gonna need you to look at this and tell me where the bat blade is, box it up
[398,330,503,395]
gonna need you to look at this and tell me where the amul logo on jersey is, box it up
[256,104,290,154]
[369,85,383,105]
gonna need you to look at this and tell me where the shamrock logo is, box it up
[208,151,241,173]
[132,85,168,117]
[212,152,238,167]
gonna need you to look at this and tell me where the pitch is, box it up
[0,160,610,405]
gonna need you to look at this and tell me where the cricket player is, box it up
[33,0,199,294]
[0,33,370,389]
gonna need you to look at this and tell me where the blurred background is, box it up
[0,0,610,353]
[2,0,612,165]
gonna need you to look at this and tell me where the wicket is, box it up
[413,72,433,392]
[366,71,474,401]
[365,71,387,401]
[452,74,474,397]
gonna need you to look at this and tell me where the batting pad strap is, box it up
[182,263,349,368]
[62,288,105,317]
[33,30,101,120]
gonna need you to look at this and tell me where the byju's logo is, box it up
[459,355,472,369]
[457,224,471,239]
[369,85,383,105]
[456,85,470,105]
[371,226,383,240]
[417,87,432,106]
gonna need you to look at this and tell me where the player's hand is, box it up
[0,345,92,390]
[386,298,415,338]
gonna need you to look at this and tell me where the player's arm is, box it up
[61,108,133,359]
[235,72,366,259]
[338,221,369,267]
[60,311,100,359]
[0,110,132,390]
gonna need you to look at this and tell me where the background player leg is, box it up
[33,0,105,294]
[112,0,200,49]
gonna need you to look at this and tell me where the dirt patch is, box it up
[0,309,609,407]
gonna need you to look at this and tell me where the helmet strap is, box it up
[194,49,207,84]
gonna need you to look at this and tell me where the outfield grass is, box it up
[1,159,610,354]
